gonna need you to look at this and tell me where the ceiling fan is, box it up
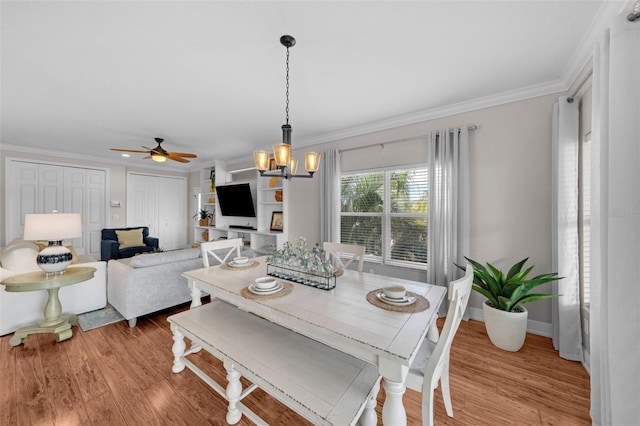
[110,138,197,163]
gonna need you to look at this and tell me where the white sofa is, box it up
[0,238,107,336]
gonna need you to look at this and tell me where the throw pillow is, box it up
[116,228,144,249]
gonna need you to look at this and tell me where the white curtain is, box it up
[551,98,584,362]
[426,128,470,315]
[320,149,341,243]
[590,13,640,426]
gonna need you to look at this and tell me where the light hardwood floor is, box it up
[0,302,591,425]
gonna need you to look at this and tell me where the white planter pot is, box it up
[482,300,528,352]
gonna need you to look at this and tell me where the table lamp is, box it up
[23,212,82,276]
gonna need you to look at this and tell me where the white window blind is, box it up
[340,166,428,269]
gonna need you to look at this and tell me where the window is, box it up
[340,166,428,269]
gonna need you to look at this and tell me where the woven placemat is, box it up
[240,281,294,300]
[366,289,430,313]
[220,260,260,271]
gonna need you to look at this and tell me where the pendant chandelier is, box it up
[253,35,320,179]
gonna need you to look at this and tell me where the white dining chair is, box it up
[200,238,243,267]
[322,242,365,273]
[405,264,473,426]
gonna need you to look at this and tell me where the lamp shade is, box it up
[151,153,167,163]
[305,152,321,173]
[23,213,82,241]
[253,151,270,171]
[273,144,291,167]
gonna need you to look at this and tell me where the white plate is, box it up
[375,291,416,306]
[228,260,255,268]
[248,282,284,295]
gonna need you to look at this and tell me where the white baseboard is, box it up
[582,349,591,375]
[467,307,553,337]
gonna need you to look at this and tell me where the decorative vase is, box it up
[482,300,528,352]
[275,190,283,202]
[199,219,209,226]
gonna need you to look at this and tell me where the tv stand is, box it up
[229,225,256,230]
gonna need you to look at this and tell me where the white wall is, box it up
[287,93,558,324]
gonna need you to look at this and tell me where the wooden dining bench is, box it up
[168,300,381,426]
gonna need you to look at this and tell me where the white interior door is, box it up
[127,173,159,237]
[127,173,187,250]
[5,159,106,251]
[63,168,106,257]
[158,176,187,250]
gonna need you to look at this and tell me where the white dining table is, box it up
[183,257,447,425]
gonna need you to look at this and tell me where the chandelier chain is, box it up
[285,46,290,125]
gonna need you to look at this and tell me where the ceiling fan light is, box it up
[151,153,167,163]
[273,144,290,167]
[254,151,270,171]
[305,152,320,173]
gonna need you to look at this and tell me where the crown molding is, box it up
[295,79,567,148]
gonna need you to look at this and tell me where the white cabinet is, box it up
[192,166,288,253]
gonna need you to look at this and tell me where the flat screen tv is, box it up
[215,183,257,217]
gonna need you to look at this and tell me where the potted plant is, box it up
[194,209,213,226]
[459,257,561,352]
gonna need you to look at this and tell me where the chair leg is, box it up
[422,385,436,426]
[441,358,453,417]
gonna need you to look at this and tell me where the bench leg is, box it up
[357,379,380,426]
[171,324,186,373]
[223,360,243,425]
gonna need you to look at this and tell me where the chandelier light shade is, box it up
[305,152,321,173]
[254,150,270,171]
[23,212,82,276]
[253,35,320,179]
[273,144,291,167]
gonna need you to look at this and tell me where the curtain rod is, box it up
[567,70,593,103]
[338,125,477,154]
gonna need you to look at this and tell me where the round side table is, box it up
[1,266,96,346]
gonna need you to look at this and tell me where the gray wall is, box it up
[287,93,558,324]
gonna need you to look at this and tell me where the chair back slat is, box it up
[200,238,243,267]
[422,264,473,394]
[322,242,365,273]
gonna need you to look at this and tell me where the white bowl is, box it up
[382,285,406,300]
[233,256,249,264]
[254,277,277,290]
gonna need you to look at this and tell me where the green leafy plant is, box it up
[458,257,561,312]
[193,209,213,220]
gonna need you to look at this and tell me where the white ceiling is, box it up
[0,1,629,171]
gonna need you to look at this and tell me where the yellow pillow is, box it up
[116,228,144,249]
[66,245,78,264]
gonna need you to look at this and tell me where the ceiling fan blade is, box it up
[111,148,150,153]
[168,152,197,158]
[141,146,155,151]
[168,156,190,163]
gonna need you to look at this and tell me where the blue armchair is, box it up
[100,227,159,261]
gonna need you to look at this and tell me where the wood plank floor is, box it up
[0,302,591,425]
